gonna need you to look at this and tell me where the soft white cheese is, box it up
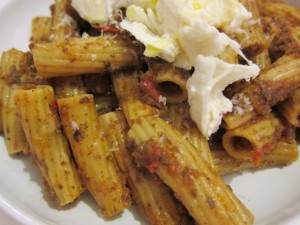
[72,0,260,138]
[115,0,157,11]
[192,0,252,33]
[71,0,157,25]
[71,0,111,24]
[120,19,178,62]
[175,18,241,69]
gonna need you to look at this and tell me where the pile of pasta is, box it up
[0,0,299,224]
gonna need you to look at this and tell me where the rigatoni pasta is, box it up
[14,85,84,207]
[212,136,298,175]
[111,71,163,126]
[222,113,285,163]
[146,62,189,103]
[1,0,300,224]
[128,116,254,225]
[30,16,52,44]
[111,68,253,224]
[57,94,131,217]
[223,53,300,130]
[50,0,80,42]
[0,49,32,155]
[48,0,87,99]
[250,49,271,69]
[164,102,215,167]
[2,84,30,155]
[30,35,142,78]
[279,88,300,127]
[99,111,193,225]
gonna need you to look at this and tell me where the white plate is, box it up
[0,1,299,225]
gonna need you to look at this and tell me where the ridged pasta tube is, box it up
[148,64,189,104]
[30,16,52,44]
[99,111,193,225]
[1,49,31,154]
[43,0,87,98]
[222,113,284,163]
[50,0,80,42]
[15,85,84,207]
[31,36,141,78]
[250,49,271,70]
[2,84,30,155]
[57,94,131,217]
[223,54,300,129]
[164,102,215,167]
[111,71,162,126]
[128,116,254,225]
[279,88,300,127]
[212,137,298,175]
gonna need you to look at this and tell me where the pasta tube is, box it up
[31,36,141,78]
[15,85,84,207]
[50,0,80,42]
[147,63,189,104]
[222,113,284,164]
[212,137,298,175]
[2,84,30,155]
[222,110,257,130]
[30,16,52,44]
[257,1,300,59]
[164,102,215,167]
[47,0,87,98]
[57,94,131,217]
[99,111,192,225]
[111,71,162,126]
[250,49,271,69]
[279,88,300,127]
[111,71,251,224]
[0,49,31,154]
[128,116,254,225]
[223,53,300,129]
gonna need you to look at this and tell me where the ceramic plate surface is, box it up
[0,1,299,224]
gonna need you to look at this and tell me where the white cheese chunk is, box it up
[71,0,110,24]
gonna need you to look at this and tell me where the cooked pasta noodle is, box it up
[15,85,84,207]
[128,116,254,225]
[57,94,131,217]
[212,136,298,175]
[223,54,300,129]
[1,49,32,155]
[279,88,300,127]
[222,113,285,163]
[30,16,52,44]
[99,111,193,225]
[147,62,189,104]
[1,0,300,224]
[31,35,142,78]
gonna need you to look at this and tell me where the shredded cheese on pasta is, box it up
[72,0,260,138]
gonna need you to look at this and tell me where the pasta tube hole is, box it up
[157,81,187,103]
[231,136,253,152]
